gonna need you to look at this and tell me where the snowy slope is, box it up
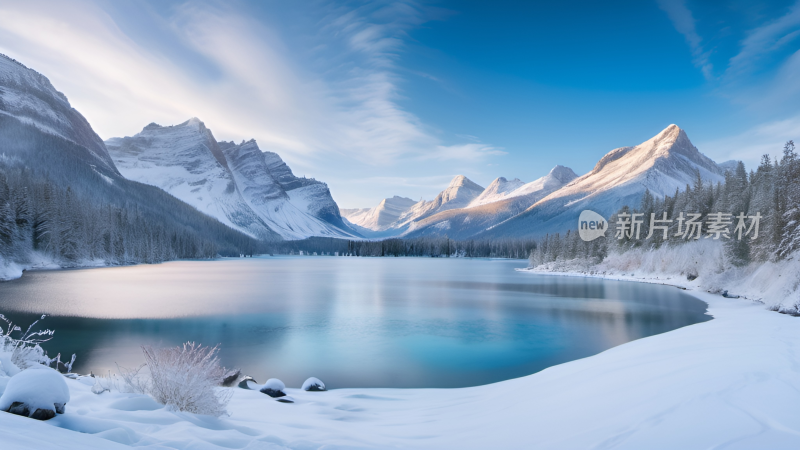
[717,159,739,173]
[404,166,578,239]
[105,119,279,241]
[220,140,359,239]
[340,196,416,231]
[467,177,526,208]
[504,165,578,200]
[480,125,724,239]
[0,54,115,172]
[260,150,358,237]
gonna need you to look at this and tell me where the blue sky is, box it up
[0,0,799,207]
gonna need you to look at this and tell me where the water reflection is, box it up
[0,257,710,388]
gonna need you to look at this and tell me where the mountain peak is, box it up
[184,117,206,130]
[449,174,467,185]
[547,165,578,183]
[661,123,681,134]
[0,52,115,171]
[448,175,483,191]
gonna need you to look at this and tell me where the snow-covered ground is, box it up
[533,240,800,314]
[0,252,109,282]
[2,273,799,449]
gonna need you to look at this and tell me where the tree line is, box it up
[530,140,800,267]
[272,236,537,259]
[0,115,261,268]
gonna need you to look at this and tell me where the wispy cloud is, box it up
[698,114,800,168]
[656,0,713,79]
[0,0,502,207]
[724,1,800,83]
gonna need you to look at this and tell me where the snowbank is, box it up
[0,255,23,282]
[0,251,150,282]
[531,240,800,314]
[1,284,799,448]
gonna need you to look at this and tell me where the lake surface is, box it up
[0,257,710,388]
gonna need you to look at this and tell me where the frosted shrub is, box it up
[141,342,232,417]
[0,314,73,377]
[116,363,149,395]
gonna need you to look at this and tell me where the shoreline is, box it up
[1,254,530,283]
[2,270,799,448]
[516,266,762,301]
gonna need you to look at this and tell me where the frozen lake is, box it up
[0,256,710,388]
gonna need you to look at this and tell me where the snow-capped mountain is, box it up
[341,196,417,231]
[467,177,526,208]
[106,120,358,240]
[220,140,359,239]
[388,175,485,233]
[404,165,578,239]
[0,54,115,172]
[105,119,279,240]
[479,124,725,239]
[0,53,261,264]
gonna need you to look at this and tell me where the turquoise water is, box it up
[0,257,709,388]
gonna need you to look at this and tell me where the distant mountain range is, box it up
[0,51,736,250]
[341,125,727,240]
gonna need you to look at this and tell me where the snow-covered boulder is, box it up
[237,376,260,390]
[302,377,326,392]
[259,378,286,398]
[221,369,241,387]
[275,396,294,403]
[0,366,69,420]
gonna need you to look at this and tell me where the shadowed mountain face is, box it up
[0,54,116,172]
[0,53,263,261]
[106,121,358,240]
[223,141,359,239]
[477,124,724,239]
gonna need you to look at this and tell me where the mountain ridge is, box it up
[477,124,725,239]
[106,119,358,240]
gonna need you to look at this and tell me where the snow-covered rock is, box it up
[0,366,69,420]
[481,124,724,239]
[237,376,260,390]
[259,378,286,398]
[301,377,326,392]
